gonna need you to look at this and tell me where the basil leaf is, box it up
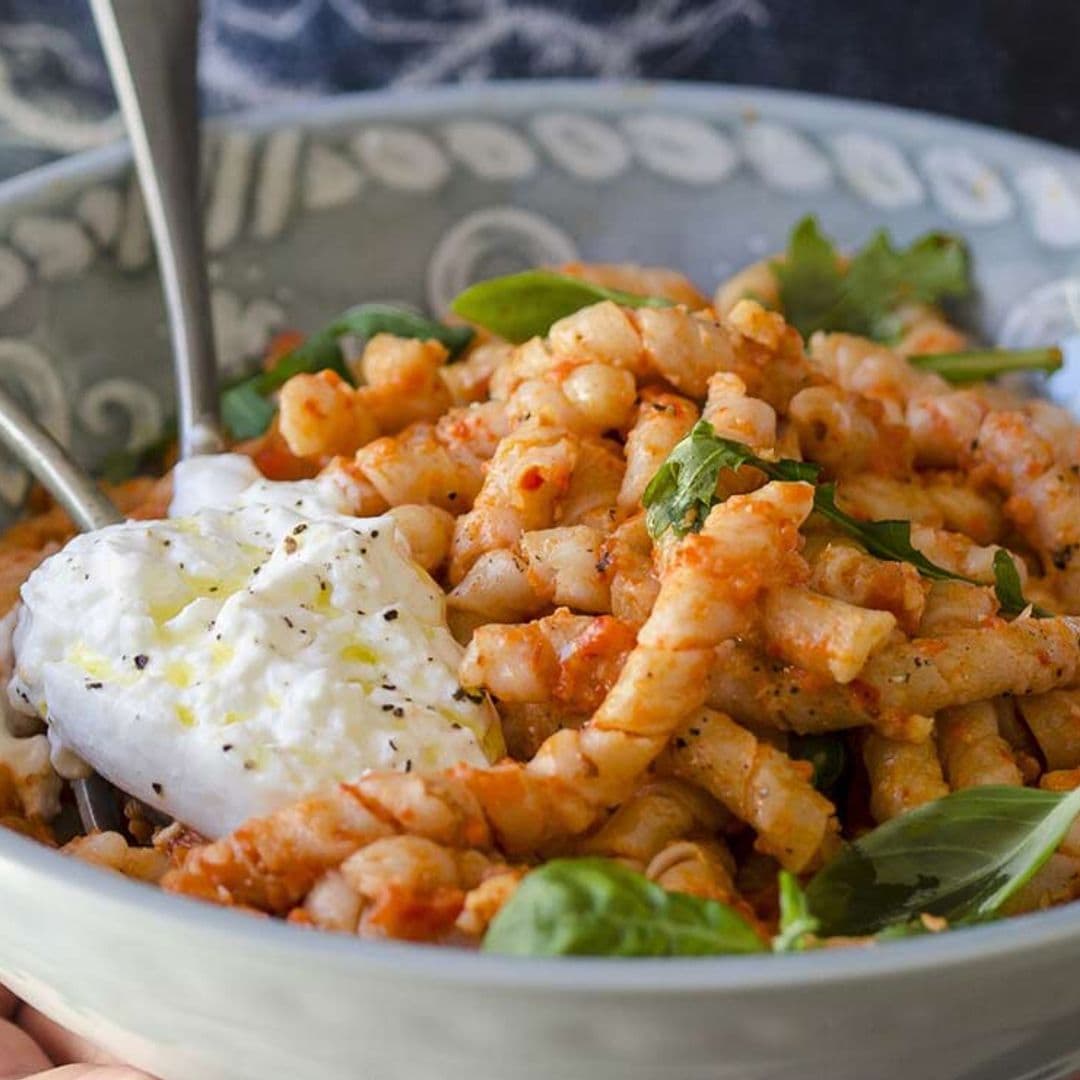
[220,380,280,441]
[482,857,765,957]
[910,347,1063,384]
[789,733,848,792]
[221,304,473,440]
[450,270,671,345]
[642,420,818,539]
[772,871,820,952]
[804,785,1080,936]
[774,217,970,342]
[323,304,474,368]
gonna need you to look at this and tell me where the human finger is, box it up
[23,1067,154,1079]
[0,1014,52,1078]
[14,1007,124,1068]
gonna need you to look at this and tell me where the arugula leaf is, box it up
[788,733,848,792]
[774,217,970,342]
[772,871,820,952]
[811,483,962,582]
[992,549,1053,618]
[910,347,1063,384]
[482,858,765,957]
[450,270,672,345]
[642,426,1052,618]
[816,487,1047,616]
[220,304,473,440]
[804,785,1080,936]
[992,549,1029,615]
[642,420,818,538]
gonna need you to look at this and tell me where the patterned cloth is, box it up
[0,0,1078,182]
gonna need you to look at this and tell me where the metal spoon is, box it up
[89,2,230,806]
[90,0,225,459]
[0,1,225,832]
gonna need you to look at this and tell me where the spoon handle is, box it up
[90,0,224,458]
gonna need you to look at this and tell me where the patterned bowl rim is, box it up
[1,79,1079,990]
[4,76,1080,208]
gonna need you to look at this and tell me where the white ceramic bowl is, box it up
[1,82,1079,1080]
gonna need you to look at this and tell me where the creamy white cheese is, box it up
[168,453,362,519]
[9,462,502,837]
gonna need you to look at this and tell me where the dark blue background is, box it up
[1,0,1078,149]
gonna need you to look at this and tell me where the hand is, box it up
[0,985,155,1078]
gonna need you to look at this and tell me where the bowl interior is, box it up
[0,81,1078,524]
[1,80,1080,984]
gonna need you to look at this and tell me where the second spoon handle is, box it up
[91,0,224,459]
[0,384,122,833]
[0,385,119,532]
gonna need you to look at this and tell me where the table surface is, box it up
[1,0,1078,182]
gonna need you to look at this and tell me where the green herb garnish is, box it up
[804,785,1080,936]
[220,304,474,440]
[909,347,1063,383]
[220,381,280,441]
[788,733,848,793]
[641,421,1048,616]
[774,216,970,342]
[772,871,820,952]
[641,420,817,538]
[991,549,1052,618]
[450,270,671,345]
[482,858,764,958]
[811,482,964,583]
[814,483,1045,617]
[483,788,1080,955]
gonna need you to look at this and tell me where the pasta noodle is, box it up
[936,701,1024,790]
[2,245,1079,952]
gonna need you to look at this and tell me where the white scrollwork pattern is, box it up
[530,112,631,181]
[828,132,925,209]
[0,341,71,507]
[921,146,1015,225]
[441,119,537,181]
[77,378,165,453]
[621,113,739,184]
[351,127,451,192]
[426,206,578,314]
[741,121,833,193]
